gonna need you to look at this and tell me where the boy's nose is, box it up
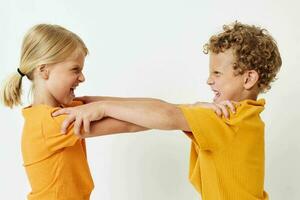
[206,76,214,85]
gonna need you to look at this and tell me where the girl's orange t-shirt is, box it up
[21,101,94,200]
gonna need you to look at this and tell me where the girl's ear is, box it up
[243,70,259,90]
[37,64,49,79]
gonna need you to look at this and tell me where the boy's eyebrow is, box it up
[209,66,221,72]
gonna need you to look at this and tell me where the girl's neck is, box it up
[32,90,61,107]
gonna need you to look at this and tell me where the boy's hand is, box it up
[191,100,238,119]
[52,102,105,135]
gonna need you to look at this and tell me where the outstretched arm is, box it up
[74,96,161,104]
[101,100,190,131]
[81,117,148,138]
[53,99,236,136]
[53,99,190,135]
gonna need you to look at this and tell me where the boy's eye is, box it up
[213,71,221,76]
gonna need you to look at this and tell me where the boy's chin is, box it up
[213,99,221,103]
[213,96,228,103]
[213,96,221,103]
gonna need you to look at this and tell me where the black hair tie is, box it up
[17,68,25,77]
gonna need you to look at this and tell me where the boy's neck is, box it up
[238,90,258,102]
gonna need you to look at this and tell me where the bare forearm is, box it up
[99,100,190,131]
[82,117,149,138]
[82,96,162,102]
[54,97,236,136]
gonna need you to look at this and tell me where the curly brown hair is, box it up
[204,21,282,93]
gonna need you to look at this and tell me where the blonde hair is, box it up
[0,24,88,108]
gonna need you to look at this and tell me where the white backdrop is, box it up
[0,0,299,199]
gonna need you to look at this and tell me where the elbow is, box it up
[79,131,91,138]
[164,106,186,130]
[128,124,148,133]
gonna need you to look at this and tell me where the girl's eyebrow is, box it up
[70,64,83,69]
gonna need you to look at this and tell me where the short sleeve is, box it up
[179,105,238,151]
[68,100,84,107]
[41,103,83,152]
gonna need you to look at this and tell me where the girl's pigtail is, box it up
[0,70,24,108]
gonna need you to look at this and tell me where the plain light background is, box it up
[1,0,299,199]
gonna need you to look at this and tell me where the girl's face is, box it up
[45,49,85,107]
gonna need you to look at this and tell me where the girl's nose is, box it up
[79,72,85,82]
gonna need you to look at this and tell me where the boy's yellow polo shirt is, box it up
[21,101,94,200]
[179,99,268,200]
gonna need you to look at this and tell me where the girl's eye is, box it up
[72,67,82,74]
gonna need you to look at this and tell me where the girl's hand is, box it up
[52,102,105,135]
[191,100,239,119]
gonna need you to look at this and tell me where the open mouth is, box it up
[212,89,220,101]
[70,87,76,97]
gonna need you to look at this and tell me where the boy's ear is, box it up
[243,70,259,90]
[37,64,49,79]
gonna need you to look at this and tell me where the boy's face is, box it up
[207,49,245,103]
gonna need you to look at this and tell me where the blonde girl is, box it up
[0,24,145,200]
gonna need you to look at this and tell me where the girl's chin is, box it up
[61,97,75,107]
